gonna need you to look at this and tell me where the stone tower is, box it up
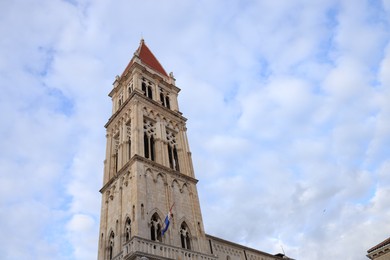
[97,40,216,260]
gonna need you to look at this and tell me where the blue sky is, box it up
[1,0,390,259]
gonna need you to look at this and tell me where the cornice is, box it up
[206,234,285,259]
[105,91,187,129]
[99,155,198,194]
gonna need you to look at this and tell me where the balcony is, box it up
[113,236,217,260]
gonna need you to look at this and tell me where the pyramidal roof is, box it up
[121,39,168,77]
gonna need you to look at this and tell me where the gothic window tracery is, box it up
[180,222,191,250]
[150,213,162,242]
[143,119,155,161]
[159,88,171,109]
[166,131,179,171]
[142,78,153,99]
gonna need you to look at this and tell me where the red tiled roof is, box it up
[121,39,168,78]
[368,237,390,253]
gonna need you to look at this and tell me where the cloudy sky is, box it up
[1,0,390,259]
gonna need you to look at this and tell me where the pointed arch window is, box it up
[165,96,170,109]
[159,88,171,109]
[180,222,191,250]
[160,92,165,105]
[142,79,153,99]
[108,231,115,260]
[166,131,180,171]
[150,213,162,242]
[124,218,131,243]
[148,86,153,99]
[173,146,179,171]
[143,119,155,161]
[118,93,123,108]
[142,82,147,95]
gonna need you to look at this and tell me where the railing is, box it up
[117,236,217,260]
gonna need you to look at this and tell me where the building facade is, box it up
[367,237,390,260]
[97,40,290,260]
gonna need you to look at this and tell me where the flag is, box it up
[161,203,174,236]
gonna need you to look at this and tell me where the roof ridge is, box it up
[138,40,168,77]
[120,39,169,78]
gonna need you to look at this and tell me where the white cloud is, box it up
[1,0,390,259]
[66,214,97,260]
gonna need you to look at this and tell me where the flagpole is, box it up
[169,203,175,213]
[161,203,175,236]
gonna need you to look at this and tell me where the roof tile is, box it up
[121,39,168,78]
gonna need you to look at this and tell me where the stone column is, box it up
[104,133,112,184]
[120,121,127,167]
[154,117,163,165]
[133,100,143,156]
[171,92,179,112]
[178,127,191,177]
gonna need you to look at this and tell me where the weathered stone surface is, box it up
[98,40,287,260]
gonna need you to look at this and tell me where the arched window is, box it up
[166,131,179,171]
[118,93,123,108]
[150,136,155,161]
[124,218,131,242]
[147,86,153,99]
[144,133,149,158]
[165,96,170,109]
[180,222,191,250]
[160,92,165,106]
[168,145,173,169]
[141,80,153,99]
[108,231,115,260]
[144,120,155,161]
[173,146,179,171]
[142,82,147,95]
[159,88,171,109]
[150,213,162,242]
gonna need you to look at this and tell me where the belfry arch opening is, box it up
[150,213,162,242]
[108,231,115,260]
[180,222,191,250]
[124,217,131,243]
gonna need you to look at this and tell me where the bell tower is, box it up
[97,40,216,260]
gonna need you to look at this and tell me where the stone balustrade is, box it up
[112,236,217,260]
